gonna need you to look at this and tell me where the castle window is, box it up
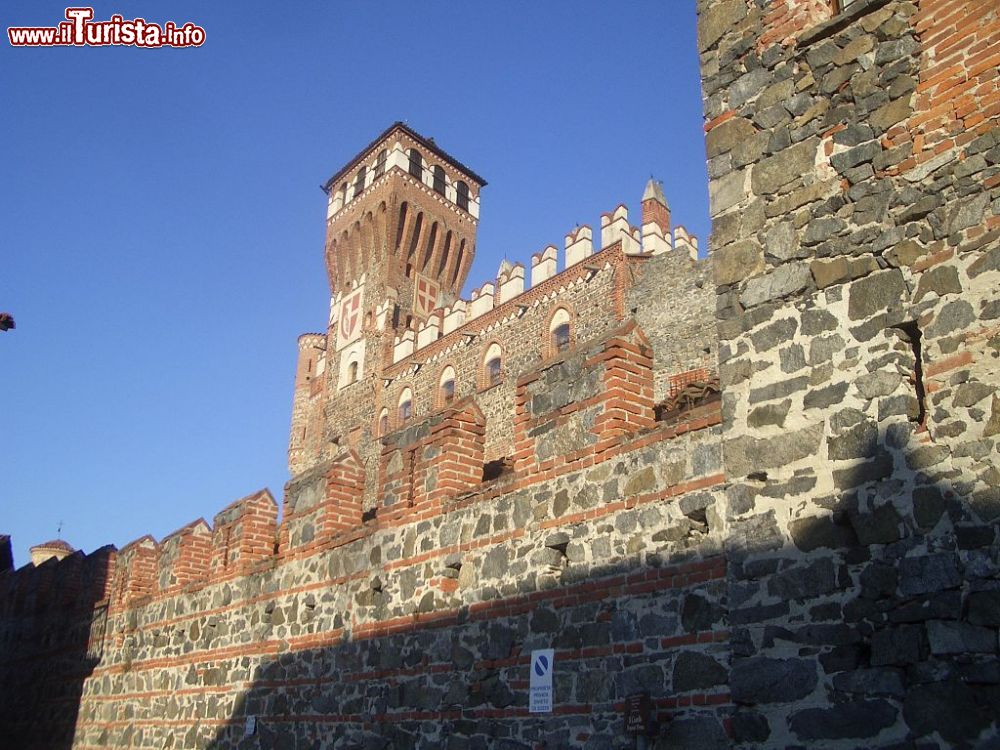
[433,166,446,196]
[439,366,456,406]
[354,167,366,199]
[456,181,469,211]
[339,182,348,206]
[408,149,423,179]
[347,360,359,384]
[374,149,387,179]
[549,308,572,354]
[483,343,503,388]
[398,388,413,423]
[378,408,389,436]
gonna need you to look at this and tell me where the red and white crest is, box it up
[336,287,364,350]
[413,275,439,320]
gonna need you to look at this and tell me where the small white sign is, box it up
[529,648,554,713]
[244,715,257,738]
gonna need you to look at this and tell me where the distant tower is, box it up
[29,538,74,566]
[289,123,486,477]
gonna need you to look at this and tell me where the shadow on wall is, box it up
[197,435,1000,749]
[0,545,113,750]
[205,552,732,750]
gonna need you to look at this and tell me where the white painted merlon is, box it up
[375,300,393,331]
[642,221,672,255]
[468,194,480,220]
[416,313,441,349]
[601,205,631,249]
[531,245,559,286]
[442,300,467,334]
[497,262,525,304]
[393,329,416,363]
[565,226,594,267]
[624,226,642,255]
[674,225,699,261]
[468,282,495,320]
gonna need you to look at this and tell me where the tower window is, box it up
[374,149,387,179]
[433,166,446,196]
[456,181,469,211]
[347,360,359,384]
[553,324,571,352]
[483,343,503,388]
[378,408,389,436]
[408,149,423,179]
[354,167,366,199]
[549,308,572,354]
[439,366,456,406]
[398,388,413,423]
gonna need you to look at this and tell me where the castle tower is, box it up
[289,123,486,477]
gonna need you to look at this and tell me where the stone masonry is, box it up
[1,1,998,748]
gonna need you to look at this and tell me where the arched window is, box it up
[439,366,456,406]
[347,360,359,384]
[483,343,502,388]
[456,180,469,211]
[377,408,389,436]
[550,308,572,353]
[433,166,446,195]
[408,149,423,179]
[398,388,413,423]
[354,167,366,199]
[374,149,387,179]
[339,182,348,206]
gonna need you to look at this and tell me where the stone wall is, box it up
[700,0,999,745]
[60,329,729,749]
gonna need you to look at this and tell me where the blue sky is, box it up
[1,1,709,567]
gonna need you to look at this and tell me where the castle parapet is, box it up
[110,536,158,609]
[379,398,485,520]
[210,490,277,577]
[281,451,365,555]
[468,282,495,320]
[673,225,698,261]
[442,300,467,335]
[531,245,558,285]
[393,329,416,363]
[497,262,525,304]
[513,321,654,475]
[157,519,211,592]
[416,312,442,349]
[600,205,640,254]
[565,226,594,267]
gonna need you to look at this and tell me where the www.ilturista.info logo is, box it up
[8,7,205,48]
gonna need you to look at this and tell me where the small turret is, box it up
[641,178,672,255]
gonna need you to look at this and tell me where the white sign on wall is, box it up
[529,648,554,713]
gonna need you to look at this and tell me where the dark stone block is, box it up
[833,667,905,698]
[835,450,895,492]
[731,656,817,704]
[655,717,728,750]
[848,500,902,544]
[871,625,925,666]
[820,644,866,674]
[903,680,1000,745]
[898,552,961,596]
[789,513,859,552]
[968,590,1000,627]
[681,593,722,632]
[889,591,961,623]
[672,651,727,692]
[730,711,770,743]
[767,557,840,600]
[789,699,897,740]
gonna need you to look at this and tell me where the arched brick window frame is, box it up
[376,407,389,437]
[545,305,576,358]
[436,363,458,408]
[479,341,504,391]
[397,386,414,426]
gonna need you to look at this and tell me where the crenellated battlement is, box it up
[387,196,701,368]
